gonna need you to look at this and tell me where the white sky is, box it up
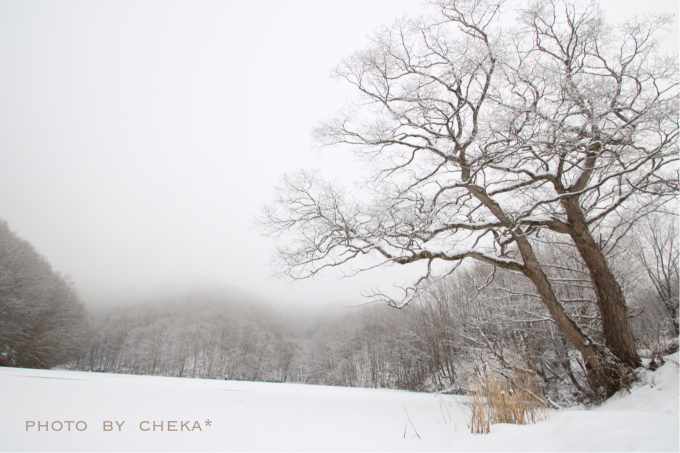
[0,0,677,306]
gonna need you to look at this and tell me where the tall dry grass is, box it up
[465,364,548,434]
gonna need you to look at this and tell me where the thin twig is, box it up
[403,403,421,439]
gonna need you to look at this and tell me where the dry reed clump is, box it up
[464,365,548,434]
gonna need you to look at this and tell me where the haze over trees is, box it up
[67,231,676,405]
[0,220,88,368]
[260,0,678,397]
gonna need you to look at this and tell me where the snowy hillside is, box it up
[1,354,677,452]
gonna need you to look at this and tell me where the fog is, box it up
[0,0,677,307]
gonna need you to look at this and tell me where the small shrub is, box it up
[464,364,548,434]
[641,337,679,371]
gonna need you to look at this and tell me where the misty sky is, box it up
[0,0,677,306]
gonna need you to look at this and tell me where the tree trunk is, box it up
[562,197,641,368]
[468,186,621,395]
[515,235,619,396]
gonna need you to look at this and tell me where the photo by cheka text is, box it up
[25,420,212,432]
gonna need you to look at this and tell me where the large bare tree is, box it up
[261,0,678,395]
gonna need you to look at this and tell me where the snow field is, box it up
[0,353,677,451]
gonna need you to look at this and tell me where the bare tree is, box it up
[631,215,679,336]
[494,0,677,370]
[261,0,677,395]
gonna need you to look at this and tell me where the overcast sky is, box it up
[0,0,677,306]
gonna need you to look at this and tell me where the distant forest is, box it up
[1,217,677,406]
[0,220,88,368]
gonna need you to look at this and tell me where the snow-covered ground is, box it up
[1,354,678,452]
